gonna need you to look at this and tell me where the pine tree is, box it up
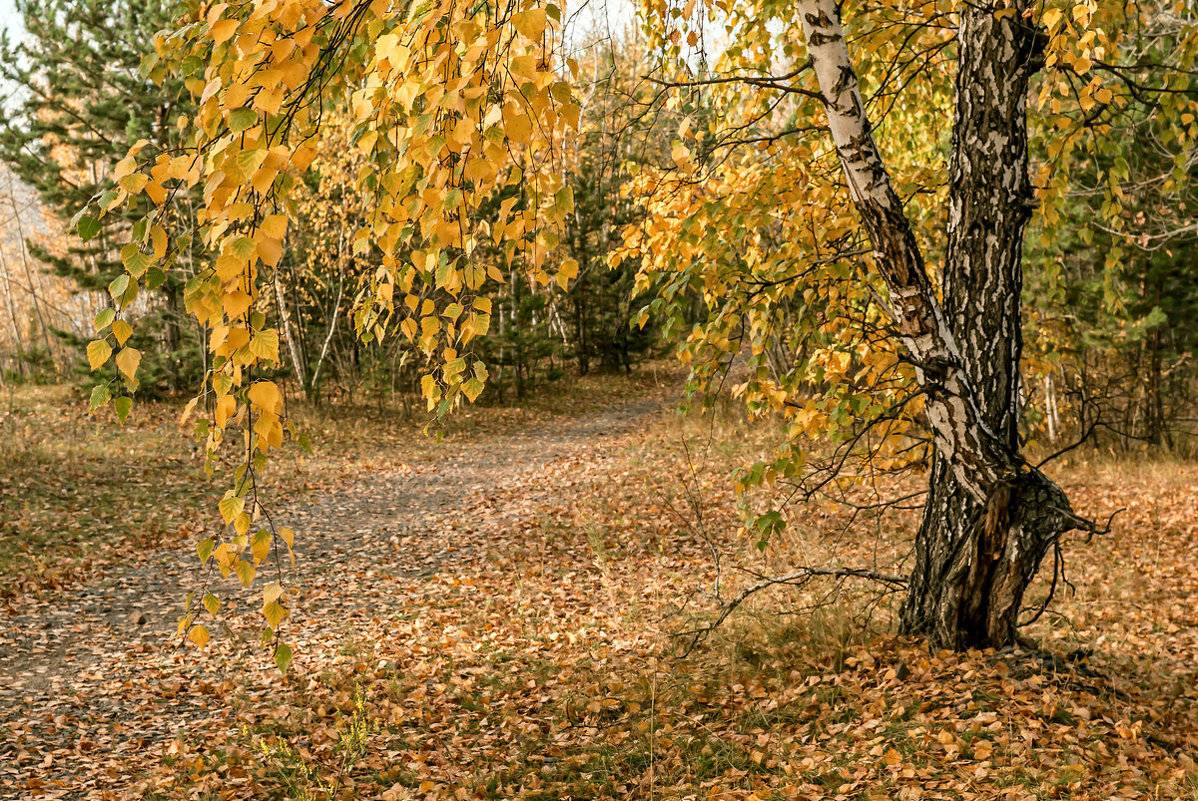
[0,0,202,395]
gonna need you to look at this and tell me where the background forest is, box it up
[1,0,1197,799]
[2,2,1193,443]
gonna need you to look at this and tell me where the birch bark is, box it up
[796,0,1082,647]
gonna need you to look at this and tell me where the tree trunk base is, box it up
[900,458,1077,650]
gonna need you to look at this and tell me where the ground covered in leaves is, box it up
[1,377,1196,800]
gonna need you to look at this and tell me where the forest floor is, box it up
[1,375,1196,801]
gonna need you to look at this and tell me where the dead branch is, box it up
[675,565,908,654]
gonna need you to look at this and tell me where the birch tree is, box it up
[626,0,1198,648]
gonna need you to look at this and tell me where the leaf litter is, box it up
[1,381,1196,800]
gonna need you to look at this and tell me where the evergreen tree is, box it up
[1024,43,1198,450]
[0,0,202,395]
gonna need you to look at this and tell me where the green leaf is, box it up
[146,266,167,291]
[229,107,258,134]
[274,641,293,673]
[197,537,215,564]
[202,592,221,615]
[121,245,151,278]
[93,308,116,331]
[108,274,130,303]
[89,384,111,412]
[77,215,102,241]
[113,396,133,423]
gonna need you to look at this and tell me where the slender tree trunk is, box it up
[309,270,345,404]
[273,264,306,391]
[0,247,27,358]
[4,180,56,367]
[1148,277,1168,447]
[797,0,1083,649]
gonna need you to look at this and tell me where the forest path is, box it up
[0,392,669,799]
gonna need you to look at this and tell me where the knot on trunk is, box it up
[1015,20,1050,76]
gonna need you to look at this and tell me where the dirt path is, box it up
[0,394,665,799]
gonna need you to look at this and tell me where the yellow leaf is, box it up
[145,181,166,205]
[263,600,288,628]
[202,593,220,615]
[250,166,277,194]
[210,18,238,45]
[672,144,692,169]
[189,624,211,647]
[87,339,112,370]
[113,156,137,181]
[223,289,253,318]
[215,253,246,282]
[219,493,245,524]
[115,347,141,383]
[179,397,199,425]
[464,157,495,183]
[251,529,272,562]
[254,89,283,116]
[215,393,236,428]
[247,380,281,412]
[256,235,284,266]
[119,173,148,195]
[234,558,256,587]
[168,156,192,180]
[260,214,288,239]
[112,319,133,346]
[291,146,317,171]
[561,102,581,129]
[151,224,168,259]
[502,101,533,145]
[263,581,284,606]
[512,8,547,40]
[249,329,280,363]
